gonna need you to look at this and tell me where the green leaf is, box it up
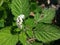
[0,7,4,10]
[0,26,11,33]
[39,8,55,23]
[25,18,35,29]
[3,10,7,19]
[4,0,9,2]
[19,32,27,45]
[26,29,34,38]
[34,6,42,13]
[25,18,35,38]
[30,2,37,11]
[0,19,4,27]
[11,0,30,20]
[34,6,42,22]
[0,7,7,19]
[0,27,18,45]
[34,12,40,22]
[32,42,43,45]
[0,0,4,6]
[34,23,60,43]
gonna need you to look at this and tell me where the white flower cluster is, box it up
[16,14,25,29]
[47,0,50,4]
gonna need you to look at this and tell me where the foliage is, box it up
[0,0,60,45]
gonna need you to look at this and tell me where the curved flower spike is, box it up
[16,14,25,29]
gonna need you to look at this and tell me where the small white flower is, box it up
[47,0,50,4]
[17,16,23,24]
[19,14,25,19]
[17,24,23,29]
[16,14,25,29]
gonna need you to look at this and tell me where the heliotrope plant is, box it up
[0,0,60,45]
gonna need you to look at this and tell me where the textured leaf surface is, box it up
[39,8,55,23]
[25,18,34,38]
[26,29,34,38]
[34,12,40,22]
[25,18,35,29]
[11,0,29,20]
[19,32,27,45]
[32,42,43,45]
[0,27,18,45]
[34,23,60,43]
[34,7,42,22]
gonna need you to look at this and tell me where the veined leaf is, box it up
[34,12,40,22]
[25,18,35,38]
[0,27,18,45]
[34,23,60,43]
[39,8,55,23]
[32,42,43,45]
[26,29,34,38]
[34,6,42,22]
[11,0,30,20]
[0,27,11,33]
[19,32,27,45]
[25,18,35,29]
